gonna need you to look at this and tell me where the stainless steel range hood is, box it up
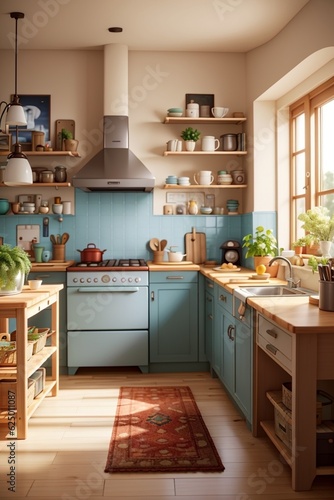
[72,45,155,192]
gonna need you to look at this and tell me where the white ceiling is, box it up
[0,0,309,52]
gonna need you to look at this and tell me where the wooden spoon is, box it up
[149,238,159,251]
[61,233,70,245]
[160,239,167,251]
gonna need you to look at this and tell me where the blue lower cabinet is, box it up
[214,283,252,427]
[149,272,198,363]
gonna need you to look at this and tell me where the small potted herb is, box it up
[180,127,201,151]
[242,226,279,276]
[61,128,79,152]
[292,236,311,255]
[0,244,32,295]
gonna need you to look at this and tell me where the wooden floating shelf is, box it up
[0,182,71,188]
[163,151,247,156]
[0,151,80,157]
[164,184,247,189]
[164,116,246,125]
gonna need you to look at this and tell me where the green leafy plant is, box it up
[0,244,31,289]
[307,255,329,273]
[291,236,312,248]
[180,127,200,142]
[298,206,334,243]
[242,226,278,258]
[61,128,73,140]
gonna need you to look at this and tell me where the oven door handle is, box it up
[76,287,140,293]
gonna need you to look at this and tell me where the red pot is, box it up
[77,243,106,262]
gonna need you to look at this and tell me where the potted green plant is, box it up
[242,226,279,276]
[0,244,32,295]
[298,206,334,258]
[61,128,78,152]
[180,127,200,151]
[291,236,311,255]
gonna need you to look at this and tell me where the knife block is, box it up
[52,244,65,262]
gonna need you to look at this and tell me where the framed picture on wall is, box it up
[9,95,51,149]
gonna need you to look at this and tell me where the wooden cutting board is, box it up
[185,227,206,264]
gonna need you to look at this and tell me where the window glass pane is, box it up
[295,152,305,195]
[319,193,334,217]
[319,99,334,191]
[295,113,305,151]
[295,198,306,238]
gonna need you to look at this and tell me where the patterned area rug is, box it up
[105,386,224,473]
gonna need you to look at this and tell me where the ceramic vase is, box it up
[185,140,196,152]
[319,240,332,258]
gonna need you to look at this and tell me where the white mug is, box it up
[166,139,178,151]
[201,135,220,151]
[211,107,225,118]
[194,171,214,185]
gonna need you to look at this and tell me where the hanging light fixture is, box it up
[3,12,32,186]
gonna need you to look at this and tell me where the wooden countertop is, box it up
[30,260,75,272]
[247,296,334,334]
[0,284,63,311]
[148,261,200,271]
[199,266,287,290]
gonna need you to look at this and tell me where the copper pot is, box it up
[77,243,106,262]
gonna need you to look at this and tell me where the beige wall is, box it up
[1,0,333,218]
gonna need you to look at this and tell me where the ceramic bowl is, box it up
[52,203,63,214]
[200,206,213,215]
[39,206,49,214]
[168,252,186,262]
[0,199,10,215]
[28,279,43,290]
[23,205,35,213]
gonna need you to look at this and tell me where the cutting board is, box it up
[185,227,206,264]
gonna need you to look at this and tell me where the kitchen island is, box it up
[0,285,63,439]
[248,295,334,491]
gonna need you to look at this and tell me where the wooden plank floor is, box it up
[1,368,334,499]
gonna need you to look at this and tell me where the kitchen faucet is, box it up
[269,256,301,288]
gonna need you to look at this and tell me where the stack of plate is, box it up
[178,177,190,186]
[167,107,183,117]
[226,199,239,214]
[166,175,178,184]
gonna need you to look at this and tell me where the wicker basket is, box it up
[11,327,50,355]
[0,378,36,408]
[0,342,34,366]
[282,382,333,425]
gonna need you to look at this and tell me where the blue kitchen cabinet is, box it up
[205,277,214,367]
[214,283,252,427]
[28,271,67,372]
[149,271,198,363]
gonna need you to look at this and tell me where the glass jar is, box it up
[54,165,67,182]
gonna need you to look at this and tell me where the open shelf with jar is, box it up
[0,151,80,157]
[163,184,247,189]
[164,117,246,125]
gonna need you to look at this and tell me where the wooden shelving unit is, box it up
[0,285,62,439]
[164,116,246,125]
[163,150,247,156]
[164,184,247,189]
[0,151,80,157]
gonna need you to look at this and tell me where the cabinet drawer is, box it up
[205,277,214,293]
[215,284,233,312]
[257,315,292,372]
[150,271,198,283]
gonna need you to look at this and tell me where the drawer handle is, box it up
[207,282,214,289]
[266,329,278,339]
[208,314,213,320]
[220,294,227,302]
[166,276,184,280]
[266,343,278,355]
[207,297,213,303]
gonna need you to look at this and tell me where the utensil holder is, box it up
[152,251,165,263]
[52,244,65,262]
[319,281,334,311]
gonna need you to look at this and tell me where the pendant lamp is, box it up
[3,12,32,186]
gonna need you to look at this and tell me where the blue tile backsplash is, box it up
[0,189,277,265]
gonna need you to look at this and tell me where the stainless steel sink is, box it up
[241,286,308,296]
[234,286,312,302]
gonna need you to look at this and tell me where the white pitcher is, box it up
[201,136,220,151]
[194,171,214,185]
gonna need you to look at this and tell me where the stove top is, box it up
[67,259,148,271]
